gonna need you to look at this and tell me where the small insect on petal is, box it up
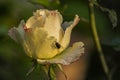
[55,42,61,49]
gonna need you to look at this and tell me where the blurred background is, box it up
[0,0,120,80]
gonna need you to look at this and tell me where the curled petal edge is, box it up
[37,42,84,65]
[8,20,25,43]
[60,15,80,52]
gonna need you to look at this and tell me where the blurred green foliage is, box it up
[0,0,120,80]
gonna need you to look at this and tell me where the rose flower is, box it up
[8,9,84,65]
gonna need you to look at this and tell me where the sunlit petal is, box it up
[44,10,64,42]
[24,27,60,59]
[26,10,47,28]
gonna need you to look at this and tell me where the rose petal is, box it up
[24,27,60,59]
[60,15,80,51]
[8,20,25,43]
[24,27,47,58]
[26,10,47,28]
[37,42,84,65]
[44,10,64,42]
[8,27,19,42]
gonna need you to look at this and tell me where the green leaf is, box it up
[63,0,89,20]
[94,2,117,28]
[102,35,120,51]
[29,0,50,7]
[26,59,38,76]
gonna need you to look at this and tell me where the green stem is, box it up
[88,0,111,80]
[48,64,56,80]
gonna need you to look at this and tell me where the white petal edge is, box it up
[8,20,25,43]
[37,42,84,65]
[8,27,18,42]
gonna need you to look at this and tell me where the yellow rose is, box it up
[8,9,84,65]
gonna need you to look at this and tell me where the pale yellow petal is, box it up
[22,41,32,58]
[26,10,48,28]
[36,36,60,59]
[24,27,60,59]
[24,28,47,58]
[44,10,63,42]
[26,16,44,28]
[60,15,80,51]
[37,42,84,65]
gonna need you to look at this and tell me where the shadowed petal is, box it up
[62,21,73,30]
[8,27,19,42]
[8,20,25,43]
